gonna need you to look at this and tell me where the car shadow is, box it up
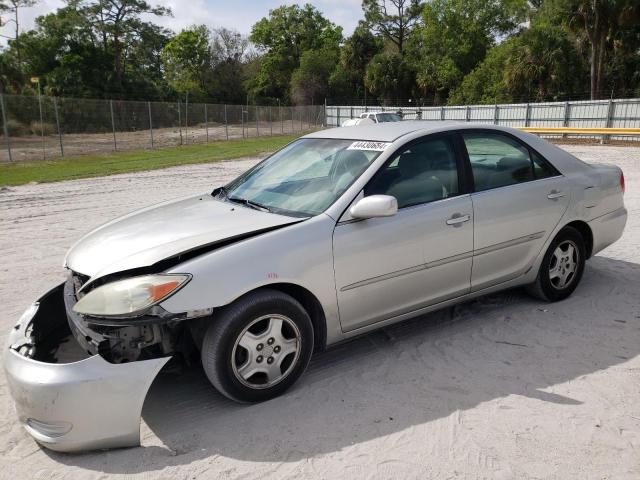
[45,255,640,473]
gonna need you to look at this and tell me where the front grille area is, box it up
[63,275,105,356]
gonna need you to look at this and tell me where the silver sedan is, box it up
[5,122,627,452]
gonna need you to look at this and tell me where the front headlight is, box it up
[73,274,190,317]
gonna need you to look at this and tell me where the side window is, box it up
[365,137,459,209]
[532,150,558,179]
[462,132,558,191]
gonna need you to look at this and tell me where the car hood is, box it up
[64,194,301,280]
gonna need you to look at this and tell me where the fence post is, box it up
[563,101,571,127]
[337,106,341,127]
[280,103,284,133]
[562,101,570,139]
[324,98,327,127]
[465,105,470,123]
[525,103,531,127]
[350,106,353,119]
[204,103,208,143]
[184,94,189,144]
[177,101,183,145]
[0,93,12,162]
[241,107,244,138]
[256,106,259,137]
[604,99,614,129]
[269,106,273,136]
[224,104,229,140]
[109,100,117,151]
[440,106,445,121]
[603,99,615,144]
[53,97,64,157]
[148,101,154,149]
[493,104,499,125]
[37,87,45,160]
[291,106,294,133]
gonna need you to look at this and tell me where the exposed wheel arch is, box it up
[527,224,587,302]
[565,220,593,258]
[191,283,328,352]
[258,283,327,352]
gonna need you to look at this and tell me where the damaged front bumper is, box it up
[4,282,171,452]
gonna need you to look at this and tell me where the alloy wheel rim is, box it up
[549,240,579,289]
[231,314,301,389]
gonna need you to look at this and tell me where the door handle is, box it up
[547,190,565,200]
[446,213,470,226]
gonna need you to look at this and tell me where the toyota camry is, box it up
[5,121,626,452]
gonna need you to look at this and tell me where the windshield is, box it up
[377,113,402,122]
[222,139,384,216]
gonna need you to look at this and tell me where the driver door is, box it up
[332,134,474,332]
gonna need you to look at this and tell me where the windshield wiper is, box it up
[215,186,271,213]
[228,196,272,213]
[213,185,229,199]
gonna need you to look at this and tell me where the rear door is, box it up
[459,130,570,290]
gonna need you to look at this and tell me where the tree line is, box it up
[0,0,638,106]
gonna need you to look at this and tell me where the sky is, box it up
[0,0,364,45]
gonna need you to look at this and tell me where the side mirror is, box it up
[350,195,398,219]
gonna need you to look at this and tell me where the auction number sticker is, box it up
[347,141,392,152]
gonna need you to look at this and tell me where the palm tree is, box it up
[504,23,582,101]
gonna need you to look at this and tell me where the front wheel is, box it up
[527,226,586,302]
[201,289,314,403]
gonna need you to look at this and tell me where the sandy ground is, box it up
[0,145,639,479]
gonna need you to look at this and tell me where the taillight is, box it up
[620,171,625,194]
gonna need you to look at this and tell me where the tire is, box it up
[201,289,314,403]
[526,226,586,302]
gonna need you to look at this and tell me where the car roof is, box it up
[304,120,590,175]
[304,120,468,142]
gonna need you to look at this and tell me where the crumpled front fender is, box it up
[4,286,171,452]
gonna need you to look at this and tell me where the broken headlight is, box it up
[73,274,190,317]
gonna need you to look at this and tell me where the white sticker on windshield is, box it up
[347,141,392,152]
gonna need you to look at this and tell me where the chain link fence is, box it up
[326,98,640,142]
[0,94,326,162]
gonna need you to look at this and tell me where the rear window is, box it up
[462,132,559,191]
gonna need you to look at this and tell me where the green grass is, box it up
[0,134,300,186]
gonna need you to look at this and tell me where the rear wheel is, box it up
[201,289,314,403]
[527,226,586,302]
